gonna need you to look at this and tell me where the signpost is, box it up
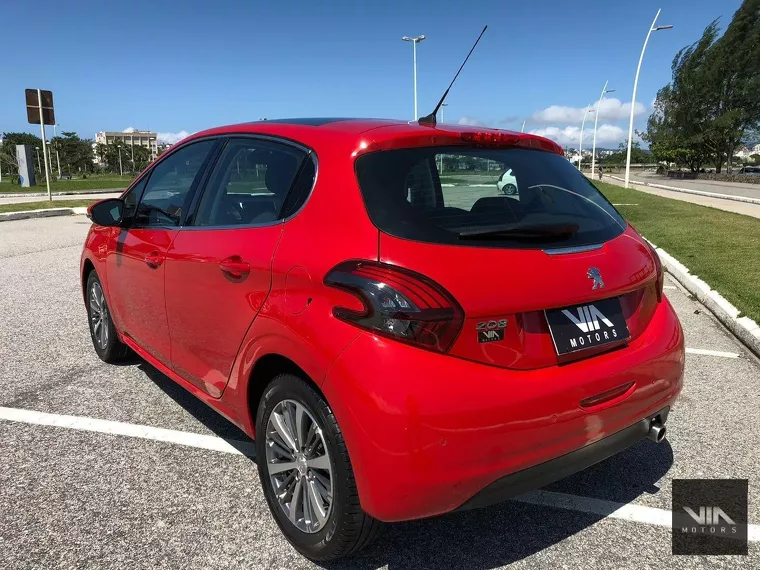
[25,89,55,201]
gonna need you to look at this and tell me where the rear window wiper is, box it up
[457,223,579,240]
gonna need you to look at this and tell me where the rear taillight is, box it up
[645,242,664,302]
[324,260,464,353]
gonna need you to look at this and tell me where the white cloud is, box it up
[531,98,646,123]
[457,116,485,127]
[157,130,191,145]
[122,127,136,133]
[530,124,635,147]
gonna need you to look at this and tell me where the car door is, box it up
[106,139,218,367]
[164,137,313,397]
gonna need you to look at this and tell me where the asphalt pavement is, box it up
[1,215,759,569]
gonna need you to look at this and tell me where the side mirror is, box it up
[88,198,124,227]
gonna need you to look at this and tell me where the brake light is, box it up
[459,131,563,154]
[324,261,464,353]
[461,131,519,146]
[645,242,664,302]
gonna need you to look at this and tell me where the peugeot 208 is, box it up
[81,118,684,561]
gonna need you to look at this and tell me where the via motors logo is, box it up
[672,479,748,555]
[561,303,618,349]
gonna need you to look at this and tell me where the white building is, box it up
[93,130,158,165]
[735,144,760,160]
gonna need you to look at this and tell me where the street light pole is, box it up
[521,120,526,133]
[53,123,61,179]
[578,106,593,171]
[402,35,425,120]
[625,9,672,188]
[592,81,615,176]
[438,103,448,173]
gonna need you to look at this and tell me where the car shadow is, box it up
[136,361,673,569]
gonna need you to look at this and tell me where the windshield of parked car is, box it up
[355,146,627,249]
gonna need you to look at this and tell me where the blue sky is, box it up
[0,0,744,148]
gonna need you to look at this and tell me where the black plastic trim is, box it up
[456,406,670,511]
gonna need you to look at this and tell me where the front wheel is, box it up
[85,271,130,363]
[255,373,382,561]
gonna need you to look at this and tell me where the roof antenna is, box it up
[418,25,488,126]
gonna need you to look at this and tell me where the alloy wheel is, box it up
[89,282,109,349]
[265,399,333,533]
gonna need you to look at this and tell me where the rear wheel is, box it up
[503,183,518,195]
[255,373,382,561]
[85,271,130,363]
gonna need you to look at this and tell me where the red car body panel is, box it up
[321,297,683,522]
[81,118,684,523]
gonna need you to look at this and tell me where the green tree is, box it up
[644,0,760,172]
[56,131,94,175]
[0,132,44,181]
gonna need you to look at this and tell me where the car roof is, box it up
[182,118,563,156]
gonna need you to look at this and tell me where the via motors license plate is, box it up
[544,297,630,355]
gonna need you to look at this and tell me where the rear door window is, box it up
[355,147,626,249]
[193,138,307,227]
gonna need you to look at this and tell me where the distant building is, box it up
[93,130,158,165]
[735,144,760,160]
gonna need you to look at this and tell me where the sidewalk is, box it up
[0,191,121,205]
[589,173,760,219]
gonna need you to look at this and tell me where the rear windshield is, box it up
[355,147,626,249]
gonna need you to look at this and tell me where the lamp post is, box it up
[53,124,61,179]
[591,81,615,176]
[438,103,448,173]
[578,106,593,171]
[402,35,425,120]
[625,9,672,187]
[521,119,526,133]
[35,146,41,174]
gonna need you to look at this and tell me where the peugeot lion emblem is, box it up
[587,267,605,290]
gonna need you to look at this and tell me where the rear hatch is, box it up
[354,143,660,369]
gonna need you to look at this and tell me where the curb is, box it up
[608,175,760,206]
[648,240,760,359]
[0,207,89,223]
[0,189,124,199]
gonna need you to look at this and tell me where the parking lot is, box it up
[1,215,758,569]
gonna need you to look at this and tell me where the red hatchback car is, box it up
[81,118,684,560]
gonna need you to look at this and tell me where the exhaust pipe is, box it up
[647,421,667,443]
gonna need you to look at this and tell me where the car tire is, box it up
[85,271,131,363]
[503,183,518,195]
[255,373,382,561]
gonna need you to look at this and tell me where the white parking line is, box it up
[513,490,760,542]
[612,203,639,206]
[663,285,677,290]
[0,406,255,456]
[2,405,758,541]
[685,348,741,358]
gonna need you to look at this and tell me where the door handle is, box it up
[220,256,250,280]
[145,251,164,269]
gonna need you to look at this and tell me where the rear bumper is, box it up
[458,406,670,511]
[322,297,684,522]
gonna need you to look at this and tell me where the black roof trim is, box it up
[253,117,358,127]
